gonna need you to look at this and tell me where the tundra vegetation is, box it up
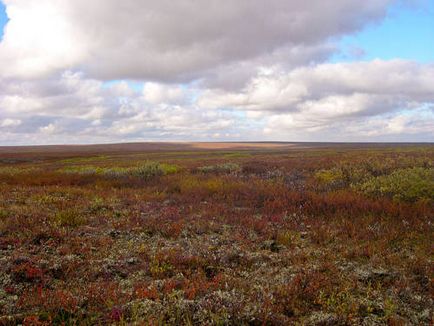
[0,144,432,325]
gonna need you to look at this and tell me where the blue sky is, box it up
[332,1,434,63]
[0,2,7,40]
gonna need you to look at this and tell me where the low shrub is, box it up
[357,167,434,202]
[160,163,180,175]
[0,208,8,219]
[133,161,165,180]
[224,152,251,158]
[0,167,40,175]
[241,161,273,175]
[60,166,105,175]
[60,161,179,180]
[314,168,346,190]
[197,163,240,174]
[276,231,294,247]
[178,175,201,193]
[54,209,86,227]
[205,178,225,194]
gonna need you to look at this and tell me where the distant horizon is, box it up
[1,140,433,149]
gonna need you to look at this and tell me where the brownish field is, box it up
[0,141,427,153]
[0,143,432,325]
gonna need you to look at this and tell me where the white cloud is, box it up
[39,123,60,135]
[199,60,434,113]
[199,60,434,141]
[143,83,187,105]
[0,73,250,144]
[0,0,393,80]
[0,60,433,144]
[0,0,432,144]
[0,118,21,127]
[262,107,434,141]
[0,0,87,78]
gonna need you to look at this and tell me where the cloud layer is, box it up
[0,0,433,144]
[0,0,393,80]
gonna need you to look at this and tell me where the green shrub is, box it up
[54,209,85,227]
[88,197,108,213]
[276,231,297,247]
[224,152,251,158]
[60,162,179,179]
[315,160,393,190]
[314,168,349,191]
[0,209,8,219]
[134,161,177,177]
[160,163,180,175]
[315,169,343,184]
[357,167,434,202]
[197,163,240,174]
[60,166,101,175]
[133,161,165,180]
[59,155,108,164]
[0,167,40,175]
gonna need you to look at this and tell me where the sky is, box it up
[0,0,433,145]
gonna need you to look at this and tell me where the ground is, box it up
[0,142,432,325]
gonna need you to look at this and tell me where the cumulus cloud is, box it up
[0,118,21,127]
[262,106,434,142]
[0,0,394,80]
[0,72,249,144]
[197,60,434,141]
[142,83,188,105]
[199,60,434,112]
[1,59,432,144]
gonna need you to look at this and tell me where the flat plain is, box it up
[0,142,432,325]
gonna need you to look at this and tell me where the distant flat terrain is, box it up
[0,142,296,154]
[0,141,431,155]
[0,142,431,166]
